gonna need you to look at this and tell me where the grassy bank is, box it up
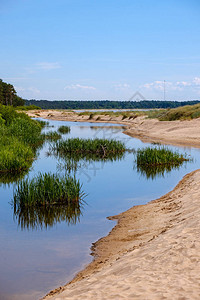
[146,103,200,121]
[0,104,45,174]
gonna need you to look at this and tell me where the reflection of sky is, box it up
[0,119,200,299]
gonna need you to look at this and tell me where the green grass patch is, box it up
[8,117,45,148]
[45,131,62,141]
[13,173,85,206]
[13,173,84,229]
[136,147,189,179]
[58,125,71,134]
[51,138,126,157]
[136,147,188,166]
[0,135,33,173]
[146,103,200,121]
[0,105,45,175]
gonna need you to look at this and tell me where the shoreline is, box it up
[28,109,200,148]
[27,110,200,299]
[44,169,200,299]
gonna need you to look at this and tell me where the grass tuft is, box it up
[51,138,126,157]
[136,147,190,179]
[136,147,188,166]
[58,125,71,134]
[13,173,85,206]
[45,131,62,141]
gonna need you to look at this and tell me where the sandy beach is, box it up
[27,110,200,300]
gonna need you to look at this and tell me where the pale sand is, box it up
[27,110,200,299]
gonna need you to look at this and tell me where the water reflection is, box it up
[0,170,29,187]
[13,200,83,230]
[136,162,187,180]
[55,152,125,174]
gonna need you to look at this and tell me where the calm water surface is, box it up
[0,120,200,300]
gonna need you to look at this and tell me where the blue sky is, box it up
[0,0,200,100]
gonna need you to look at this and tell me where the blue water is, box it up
[0,120,199,300]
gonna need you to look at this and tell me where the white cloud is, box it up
[64,84,96,90]
[193,77,200,85]
[142,78,200,92]
[143,80,169,91]
[176,81,191,87]
[36,62,61,70]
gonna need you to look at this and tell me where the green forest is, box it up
[1,79,200,110]
[26,99,200,110]
[0,79,25,107]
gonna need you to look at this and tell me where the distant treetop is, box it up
[25,99,200,110]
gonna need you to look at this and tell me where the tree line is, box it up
[25,99,200,110]
[0,79,25,107]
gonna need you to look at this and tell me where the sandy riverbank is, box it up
[27,110,200,299]
[44,169,200,300]
[28,109,200,148]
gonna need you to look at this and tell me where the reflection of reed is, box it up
[0,170,29,187]
[12,173,85,230]
[56,151,125,174]
[13,201,82,230]
[136,163,183,180]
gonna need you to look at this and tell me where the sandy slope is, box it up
[45,170,200,300]
[26,110,200,299]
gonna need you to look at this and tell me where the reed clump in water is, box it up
[45,131,62,141]
[58,125,71,134]
[13,173,84,206]
[136,147,188,166]
[52,138,126,157]
[136,147,190,180]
